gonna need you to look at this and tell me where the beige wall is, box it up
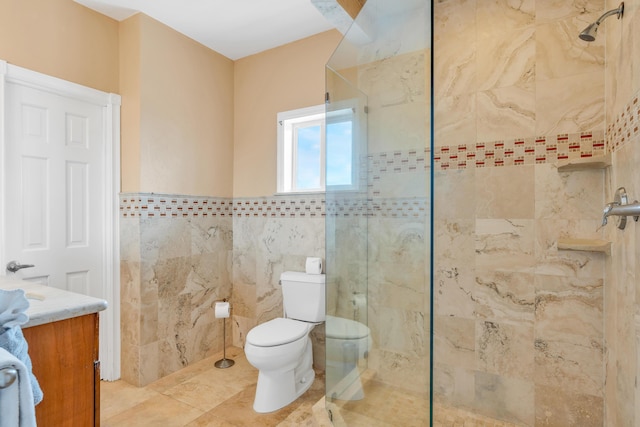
[119,15,142,194]
[0,0,119,93]
[120,14,235,197]
[233,30,342,198]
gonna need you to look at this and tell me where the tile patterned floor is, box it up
[101,347,325,427]
[102,346,516,427]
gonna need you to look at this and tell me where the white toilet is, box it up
[325,315,371,400]
[244,271,325,413]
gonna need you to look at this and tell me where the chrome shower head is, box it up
[579,22,599,42]
[579,2,624,42]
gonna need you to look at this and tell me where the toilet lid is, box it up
[326,315,370,340]
[246,318,310,347]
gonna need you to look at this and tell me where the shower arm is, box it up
[594,3,624,25]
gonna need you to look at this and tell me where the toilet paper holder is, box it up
[215,298,234,369]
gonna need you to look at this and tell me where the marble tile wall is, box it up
[432,0,608,425]
[603,0,640,422]
[229,196,326,369]
[120,194,233,387]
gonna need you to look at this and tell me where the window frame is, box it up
[277,104,358,194]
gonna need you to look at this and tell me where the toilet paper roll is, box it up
[305,257,323,274]
[351,293,366,310]
[215,301,230,318]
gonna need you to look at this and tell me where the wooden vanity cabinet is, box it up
[22,313,100,427]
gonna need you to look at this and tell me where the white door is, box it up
[4,83,104,292]
[0,61,121,380]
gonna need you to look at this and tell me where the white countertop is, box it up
[0,276,108,328]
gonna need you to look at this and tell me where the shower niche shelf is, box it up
[558,238,611,254]
[557,154,611,172]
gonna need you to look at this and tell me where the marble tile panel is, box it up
[367,219,427,293]
[231,315,256,348]
[534,384,603,426]
[432,363,475,409]
[536,18,604,82]
[535,0,602,23]
[475,219,536,273]
[535,219,606,278]
[476,320,534,380]
[477,83,536,142]
[631,10,640,95]
[140,218,192,264]
[473,270,536,324]
[434,0,476,37]
[433,169,477,220]
[476,0,535,34]
[119,217,141,262]
[476,26,535,91]
[536,71,605,135]
[607,27,633,127]
[120,259,141,310]
[369,306,427,358]
[534,274,603,346]
[367,347,429,394]
[434,92,476,147]
[433,26,477,98]
[139,341,160,387]
[474,371,535,425]
[534,337,603,396]
[152,257,192,300]
[229,281,256,319]
[372,170,428,199]
[535,163,604,220]
[367,104,428,155]
[189,217,232,255]
[358,52,427,108]
[120,342,141,387]
[475,165,535,219]
[434,315,475,369]
[433,219,475,317]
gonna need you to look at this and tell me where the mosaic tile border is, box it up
[607,90,640,152]
[120,194,326,219]
[232,197,325,218]
[120,194,232,219]
[120,194,429,219]
[433,130,605,171]
[326,197,427,218]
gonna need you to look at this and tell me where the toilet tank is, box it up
[280,271,325,322]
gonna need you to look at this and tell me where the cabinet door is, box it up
[23,314,99,426]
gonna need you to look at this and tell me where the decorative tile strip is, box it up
[120,193,233,219]
[433,130,605,171]
[232,196,325,218]
[607,90,640,153]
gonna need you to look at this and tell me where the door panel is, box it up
[5,82,104,300]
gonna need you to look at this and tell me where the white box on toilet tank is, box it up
[280,271,325,323]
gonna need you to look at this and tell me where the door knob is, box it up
[6,261,35,273]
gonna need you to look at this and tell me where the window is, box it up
[277,105,356,194]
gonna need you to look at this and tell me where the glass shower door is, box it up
[325,0,431,424]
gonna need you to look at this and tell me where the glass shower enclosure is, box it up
[324,0,431,424]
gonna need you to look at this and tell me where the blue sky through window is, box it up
[327,121,352,186]
[296,125,321,189]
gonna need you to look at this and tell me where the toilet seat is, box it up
[326,315,369,340]
[246,318,310,347]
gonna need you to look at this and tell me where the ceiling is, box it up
[74,0,337,60]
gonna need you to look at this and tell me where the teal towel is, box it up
[0,289,43,405]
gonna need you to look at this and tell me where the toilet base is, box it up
[253,337,315,413]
